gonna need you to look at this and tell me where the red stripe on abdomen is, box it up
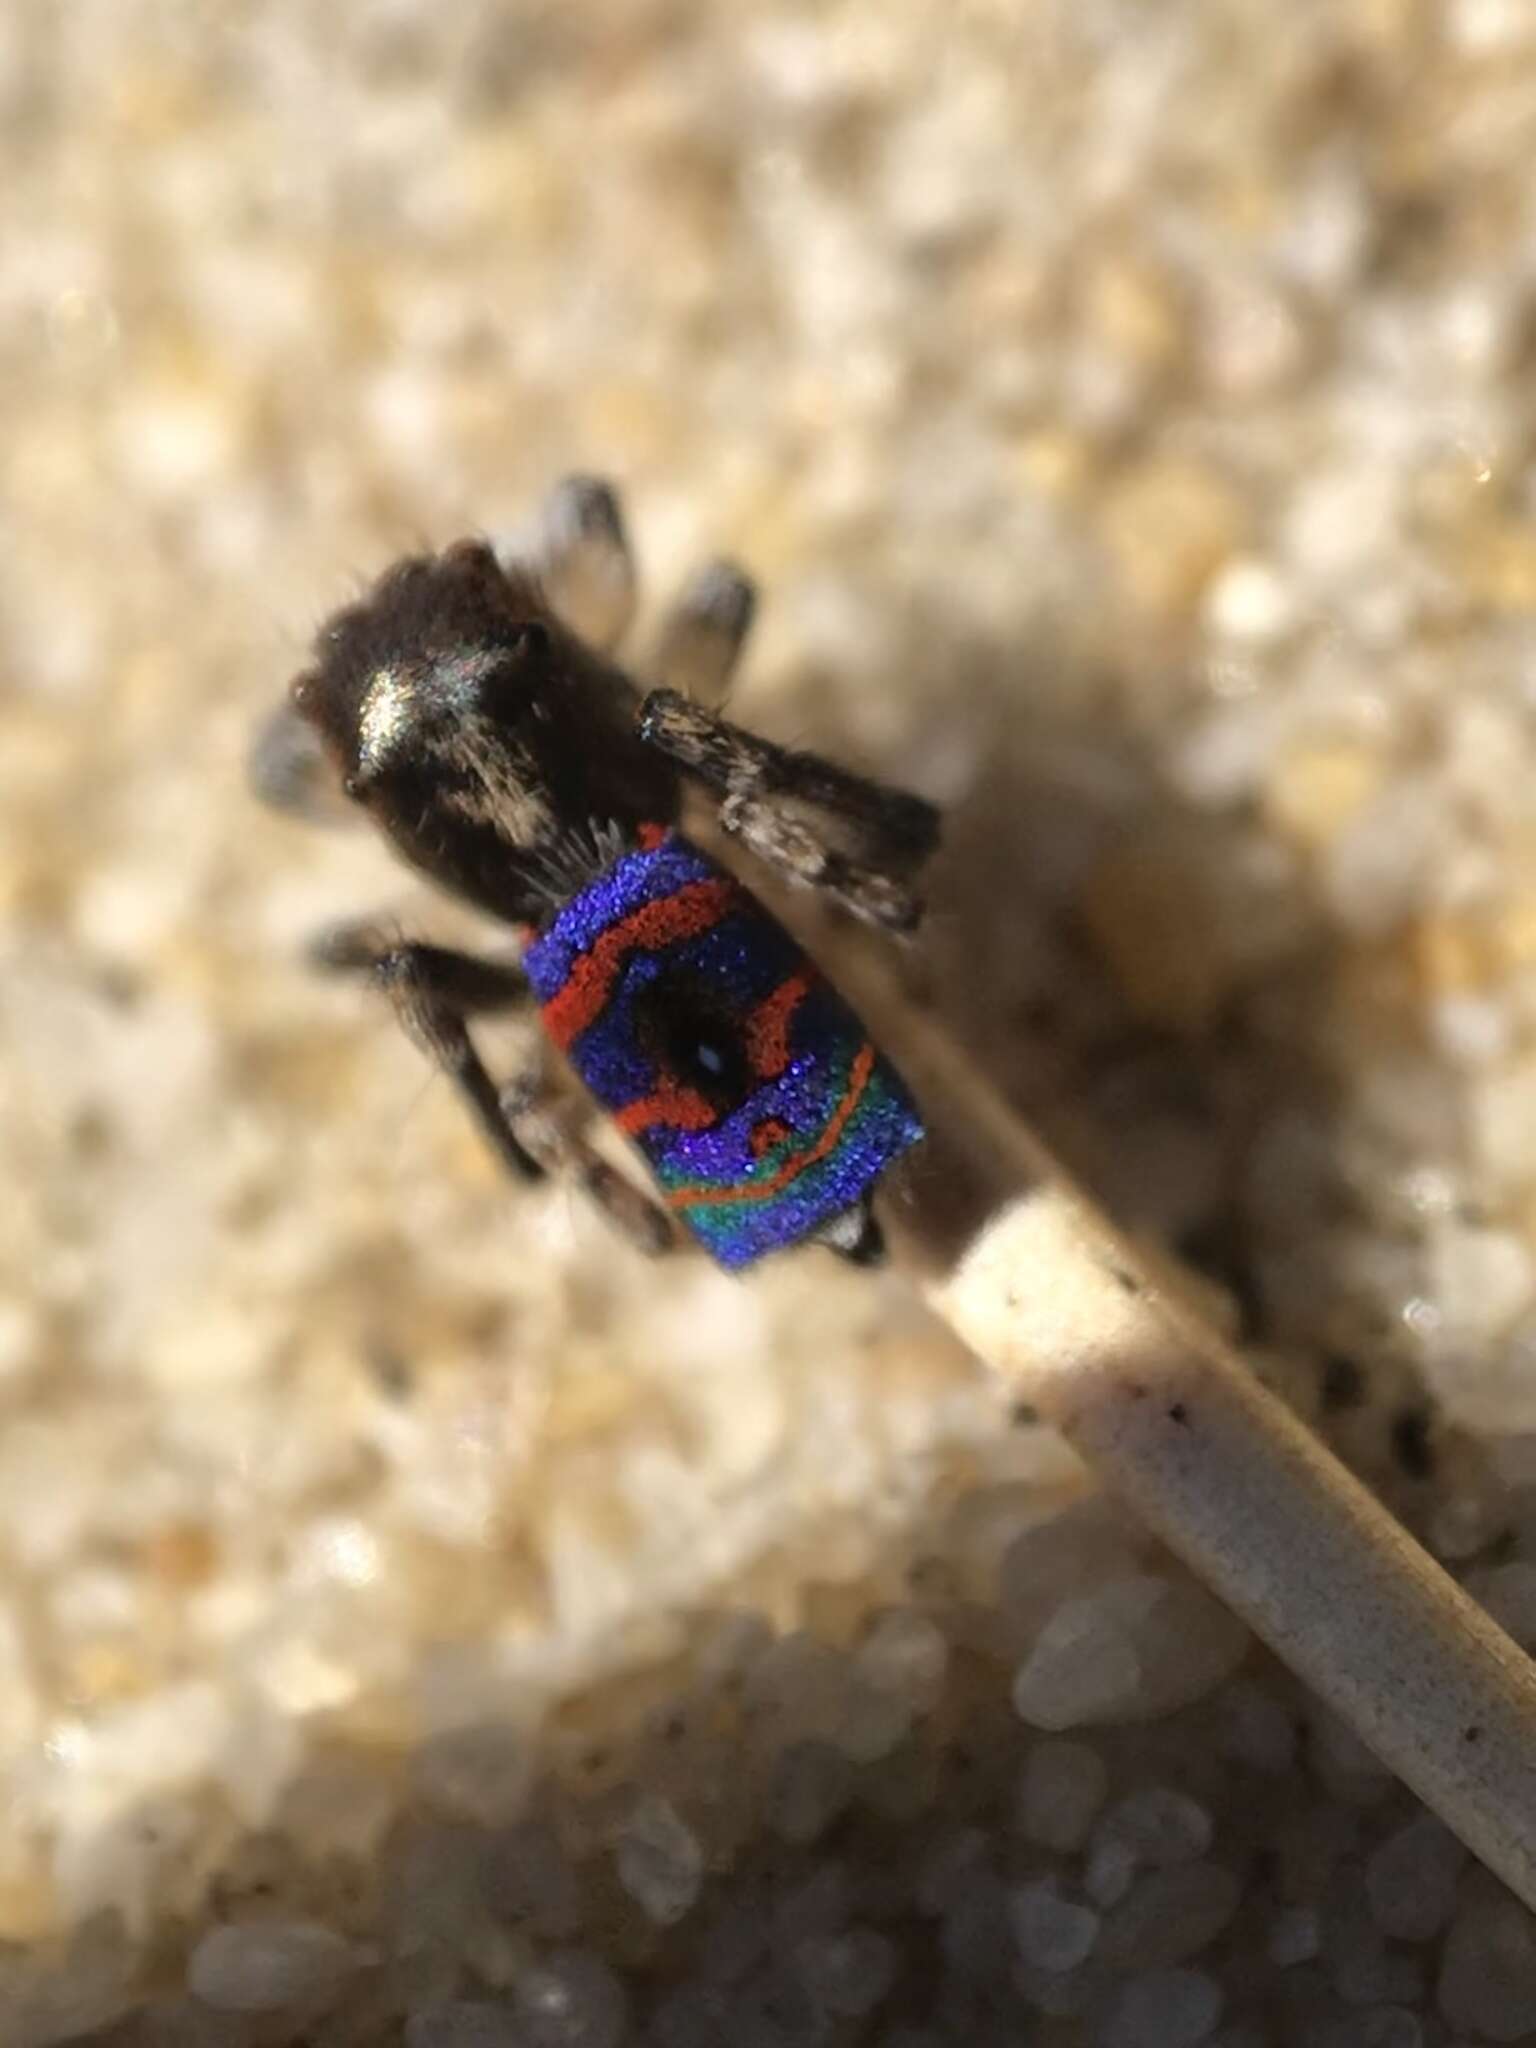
[669,1041,877,1210]
[745,966,813,1078]
[614,1081,717,1135]
[541,879,736,1049]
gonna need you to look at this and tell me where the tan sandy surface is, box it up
[8,2,1536,2041]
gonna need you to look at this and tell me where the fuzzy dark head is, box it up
[290,539,679,925]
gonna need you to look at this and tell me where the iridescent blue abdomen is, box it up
[522,831,923,1269]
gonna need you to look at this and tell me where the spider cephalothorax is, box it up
[291,538,679,923]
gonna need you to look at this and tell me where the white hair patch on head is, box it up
[357,666,416,773]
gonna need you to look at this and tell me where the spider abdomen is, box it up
[523,831,923,1269]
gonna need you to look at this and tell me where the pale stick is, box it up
[845,955,1536,1911]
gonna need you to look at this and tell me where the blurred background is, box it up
[7,0,1536,2040]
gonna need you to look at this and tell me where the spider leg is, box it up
[311,924,544,1183]
[248,697,357,826]
[652,558,758,705]
[717,790,926,932]
[312,922,674,1253]
[519,473,637,651]
[813,1193,887,1267]
[635,687,940,932]
[498,1071,675,1258]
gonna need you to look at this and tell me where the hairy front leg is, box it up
[651,559,758,706]
[636,689,940,932]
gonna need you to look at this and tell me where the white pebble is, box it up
[1431,993,1513,1069]
[514,1951,628,2048]
[1085,1835,1140,1910]
[1274,162,1369,289]
[1200,278,1306,400]
[1430,1487,1507,1562]
[1094,1786,1214,1868]
[1171,697,1287,807]
[1267,1905,1321,1967]
[1015,1577,1247,1731]
[1429,1222,1536,1346]
[1452,0,1535,51]
[1010,1877,1100,1972]
[855,1608,948,1715]
[0,1599,41,1764]
[1471,1057,1536,1193]
[1283,462,1398,583]
[1012,1598,1143,1729]
[615,1793,705,1926]
[1204,558,1296,643]
[116,384,238,496]
[1322,781,1447,937]
[1366,1812,1465,1942]
[187,1921,353,2013]
[1017,1738,1109,1850]
[1096,1966,1223,2048]
[0,1298,40,1387]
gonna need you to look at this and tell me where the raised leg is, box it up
[652,559,758,705]
[517,474,637,651]
[311,925,543,1182]
[248,698,355,826]
[635,688,940,932]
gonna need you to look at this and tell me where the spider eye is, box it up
[512,620,551,661]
